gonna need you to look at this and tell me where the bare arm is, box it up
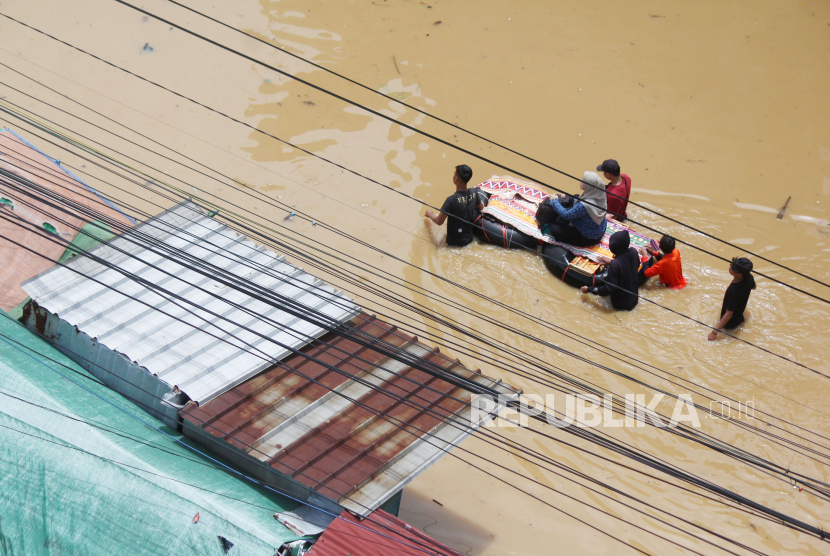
[424,209,447,226]
[707,310,733,341]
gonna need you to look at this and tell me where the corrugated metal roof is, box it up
[22,200,358,406]
[0,128,133,311]
[306,508,460,556]
[181,313,520,517]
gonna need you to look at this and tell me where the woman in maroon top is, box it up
[597,159,631,222]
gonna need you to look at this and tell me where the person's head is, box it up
[454,164,473,187]
[659,235,676,254]
[597,159,621,180]
[609,230,630,256]
[580,171,605,193]
[730,257,753,280]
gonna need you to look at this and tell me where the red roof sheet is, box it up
[181,313,519,514]
[307,509,460,556]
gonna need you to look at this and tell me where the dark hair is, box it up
[731,257,756,288]
[659,235,675,254]
[455,164,473,184]
[730,257,752,275]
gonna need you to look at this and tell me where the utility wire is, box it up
[3,180,828,544]
[2,8,829,348]
[1,94,826,394]
[163,0,830,295]
[1,78,826,458]
[6,117,830,504]
[6,148,830,485]
[0,310,773,556]
[91,1,830,303]
[1,62,824,556]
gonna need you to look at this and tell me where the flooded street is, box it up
[2,0,830,553]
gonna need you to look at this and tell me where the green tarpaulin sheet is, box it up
[0,310,299,555]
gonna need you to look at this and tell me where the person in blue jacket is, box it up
[546,171,608,247]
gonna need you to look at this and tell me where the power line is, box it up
[162,0,830,296]
[1,93,825,391]
[6,144,830,482]
[6,117,830,508]
[89,1,830,303]
[2,176,827,545]
[1,77,826,461]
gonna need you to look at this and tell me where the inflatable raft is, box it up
[472,214,538,250]
[471,178,657,289]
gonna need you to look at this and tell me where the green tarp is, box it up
[0,310,299,555]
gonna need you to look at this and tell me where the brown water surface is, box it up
[2,1,830,554]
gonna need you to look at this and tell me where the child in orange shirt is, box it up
[638,235,687,289]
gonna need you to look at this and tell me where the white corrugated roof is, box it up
[22,201,358,405]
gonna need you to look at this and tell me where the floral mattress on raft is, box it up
[478,176,658,263]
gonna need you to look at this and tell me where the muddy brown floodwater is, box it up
[2,0,830,554]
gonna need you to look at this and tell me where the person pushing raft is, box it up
[580,230,640,311]
[637,235,687,289]
[425,164,485,247]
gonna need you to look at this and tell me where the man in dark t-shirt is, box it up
[425,165,484,247]
[708,257,756,340]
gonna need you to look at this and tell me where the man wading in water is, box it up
[425,164,484,247]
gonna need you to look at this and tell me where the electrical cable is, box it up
[3,92,828,426]
[0,60,824,380]
[6,112,830,516]
[0,314,775,556]
[1,198,824,552]
[6,149,830,486]
[2,90,826,467]
[163,0,830,295]
[6,57,830,540]
[6,118,830,504]
[1,53,824,556]
[4,100,830,474]
[92,1,830,302]
[3,186,828,544]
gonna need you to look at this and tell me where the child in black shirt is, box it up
[708,257,756,341]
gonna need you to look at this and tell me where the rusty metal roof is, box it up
[0,128,133,311]
[306,508,461,556]
[180,313,520,516]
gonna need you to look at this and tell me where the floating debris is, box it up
[777,196,791,220]
[142,43,154,52]
[283,212,295,222]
